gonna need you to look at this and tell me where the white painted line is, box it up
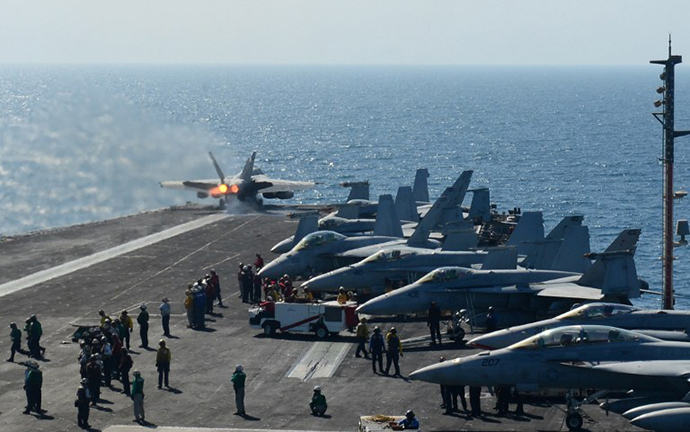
[0,213,229,299]
[286,341,350,381]
[104,427,352,432]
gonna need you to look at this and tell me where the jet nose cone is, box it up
[302,273,332,293]
[258,257,286,280]
[356,295,390,315]
[270,238,293,254]
[466,335,496,350]
[630,407,690,432]
[409,362,450,385]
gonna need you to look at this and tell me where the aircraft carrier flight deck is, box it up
[0,205,642,432]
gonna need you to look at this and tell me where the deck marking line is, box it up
[0,213,228,299]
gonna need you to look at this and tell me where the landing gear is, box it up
[562,389,609,431]
[565,413,583,431]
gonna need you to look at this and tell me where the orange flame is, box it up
[210,183,240,198]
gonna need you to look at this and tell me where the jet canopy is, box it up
[510,325,657,351]
[557,303,639,321]
[418,267,473,284]
[361,249,413,264]
[293,231,347,251]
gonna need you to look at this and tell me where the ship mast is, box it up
[651,37,690,310]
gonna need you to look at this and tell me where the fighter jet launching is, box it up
[469,302,690,350]
[160,151,315,206]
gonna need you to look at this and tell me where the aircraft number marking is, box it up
[481,359,501,367]
[408,291,419,298]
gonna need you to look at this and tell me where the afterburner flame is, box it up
[210,183,240,198]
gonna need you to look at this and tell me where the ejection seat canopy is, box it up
[419,267,473,284]
[293,231,347,251]
[510,325,658,350]
[361,249,411,264]
[557,303,638,321]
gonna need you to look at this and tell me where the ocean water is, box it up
[1,64,690,308]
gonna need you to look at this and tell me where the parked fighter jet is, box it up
[259,194,431,280]
[270,170,428,254]
[356,229,642,321]
[160,151,315,205]
[303,214,589,295]
[410,325,690,430]
[468,302,690,350]
[259,171,473,280]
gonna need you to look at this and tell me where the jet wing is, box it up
[423,283,604,300]
[160,179,218,191]
[251,175,315,193]
[535,283,604,300]
[427,285,538,295]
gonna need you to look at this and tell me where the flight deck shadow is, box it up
[139,419,158,428]
[193,327,217,333]
[403,344,472,353]
[254,333,356,342]
[162,386,183,394]
[92,405,113,413]
[238,413,261,421]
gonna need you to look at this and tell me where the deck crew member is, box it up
[428,301,442,345]
[231,364,246,416]
[156,340,171,388]
[8,322,23,362]
[384,327,402,376]
[309,386,328,416]
[355,317,369,358]
[159,298,171,337]
[137,304,149,348]
[369,326,385,373]
[75,378,91,429]
[131,370,145,423]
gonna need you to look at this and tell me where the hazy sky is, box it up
[2,0,690,65]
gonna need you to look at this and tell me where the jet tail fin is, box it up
[577,229,642,298]
[549,225,592,273]
[208,152,226,182]
[293,213,318,243]
[441,220,478,251]
[521,216,590,271]
[506,211,545,256]
[412,168,430,203]
[408,170,472,246]
[342,181,370,201]
[239,152,257,181]
[395,186,419,222]
[374,194,403,238]
[545,215,585,241]
[481,246,518,270]
[468,188,491,223]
